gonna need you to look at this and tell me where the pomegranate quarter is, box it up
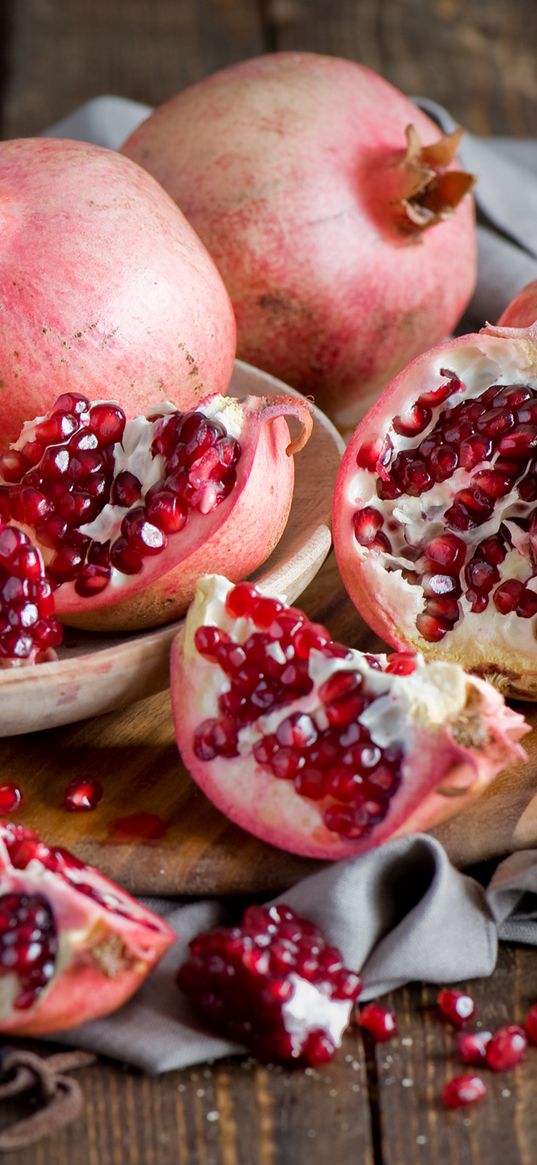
[0,822,174,1036]
[333,322,537,698]
[171,575,527,860]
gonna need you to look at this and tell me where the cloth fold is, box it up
[54,834,537,1074]
[36,96,537,1073]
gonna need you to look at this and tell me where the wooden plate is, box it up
[0,361,344,737]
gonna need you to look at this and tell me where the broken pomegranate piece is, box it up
[333,322,537,697]
[177,902,361,1065]
[0,821,175,1035]
[171,575,528,860]
[0,390,311,634]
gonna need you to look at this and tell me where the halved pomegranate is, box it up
[0,821,175,1035]
[333,322,537,697]
[170,575,528,860]
[0,390,311,634]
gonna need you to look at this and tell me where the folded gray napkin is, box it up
[36,97,537,1073]
[52,834,537,1074]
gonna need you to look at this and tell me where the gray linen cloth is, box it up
[35,96,537,1072]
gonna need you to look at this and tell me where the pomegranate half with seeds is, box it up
[333,322,537,698]
[0,138,236,444]
[0,821,174,1035]
[0,390,311,633]
[171,575,527,860]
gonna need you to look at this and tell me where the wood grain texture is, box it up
[264,0,537,135]
[2,0,265,137]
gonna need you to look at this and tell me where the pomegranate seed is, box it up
[525,1003,537,1045]
[194,626,230,659]
[457,1030,492,1065]
[356,438,384,470]
[493,579,524,614]
[424,535,466,572]
[486,1024,527,1071]
[416,612,450,642]
[385,653,416,675]
[177,903,362,1066]
[225,582,259,618]
[359,1003,397,1041]
[516,587,537,618]
[111,470,142,507]
[437,988,475,1027]
[63,778,103,812]
[88,403,126,444]
[392,403,432,436]
[0,783,24,813]
[443,1074,487,1109]
[353,507,384,547]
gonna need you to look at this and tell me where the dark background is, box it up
[1,0,537,140]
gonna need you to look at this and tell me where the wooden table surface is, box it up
[2,1,537,1162]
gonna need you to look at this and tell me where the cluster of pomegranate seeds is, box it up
[177,903,362,1066]
[437,987,476,1027]
[0,519,62,663]
[354,374,537,641]
[63,777,103,812]
[358,1002,398,1042]
[192,582,407,842]
[0,393,241,601]
[0,892,58,1010]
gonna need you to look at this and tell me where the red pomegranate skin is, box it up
[0,138,236,443]
[123,53,476,429]
[498,281,537,328]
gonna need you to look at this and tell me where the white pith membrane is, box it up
[344,330,537,675]
[0,826,170,1023]
[179,575,527,852]
[6,394,245,596]
[281,973,353,1045]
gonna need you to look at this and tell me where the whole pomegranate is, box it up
[123,53,476,429]
[170,575,527,860]
[0,138,236,443]
[498,280,537,328]
[0,389,311,638]
[332,321,537,698]
[0,821,174,1035]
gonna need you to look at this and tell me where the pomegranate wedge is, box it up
[0,391,312,633]
[0,822,175,1035]
[333,322,537,697]
[171,576,528,860]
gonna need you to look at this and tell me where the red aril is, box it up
[170,575,528,860]
[359,1003,398,1042]
[457,1030,492,1065]
[177,903,362,1065]
[333,322,537,697]
[0,785,24,813]
[437,988,475,1027]
[0,821,174,1035]
[0,391,311,633]
[123,54,476,430]
[525,1002,537,1045]
[63,778,103,812]
[0,138,235,444]
[443,1074,487,1109]
[486,1024,527,1071]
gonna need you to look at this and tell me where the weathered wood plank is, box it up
[373,945,537,1165]
[0,1033,374,1165]
[263,0,537,135]
[2,0,266,138]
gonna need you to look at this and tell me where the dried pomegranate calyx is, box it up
[398,125,476,231]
